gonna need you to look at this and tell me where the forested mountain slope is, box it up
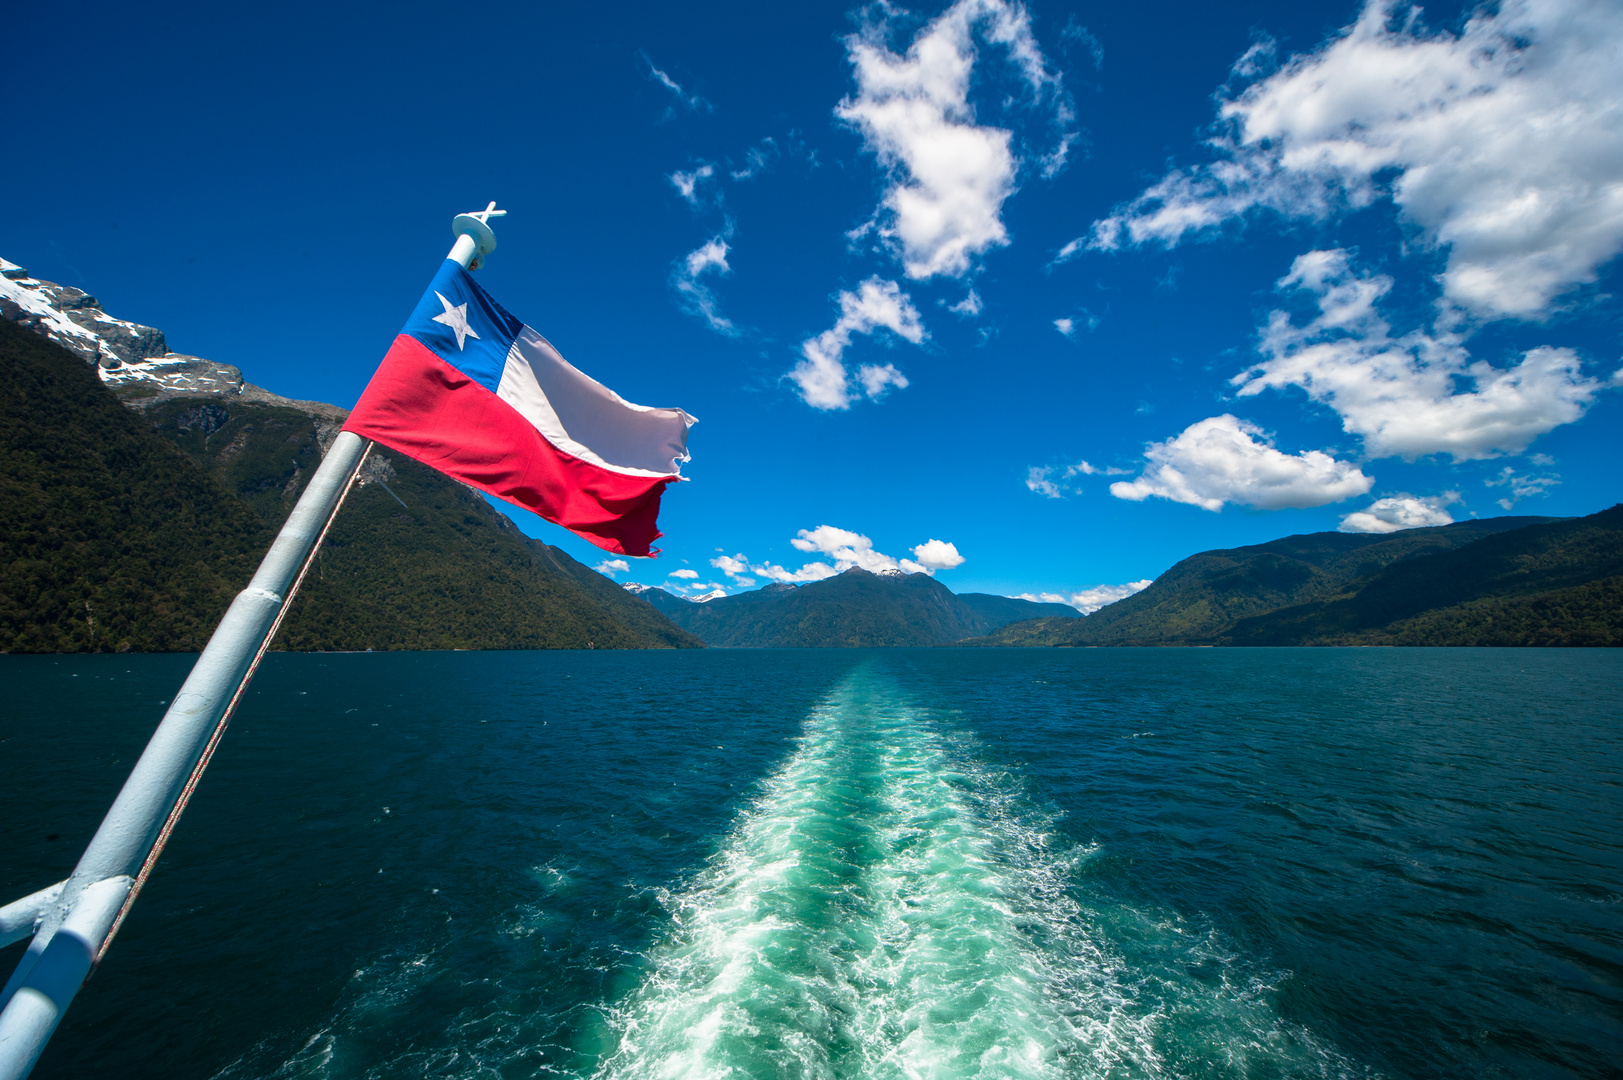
[962,512,1623,648]
[638,570,1068,647]
[0,296,698,652]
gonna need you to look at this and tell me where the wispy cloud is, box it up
[595,558,631,577]
[787,278,925,409]
[672,236,740,336]
[1025,460,1125,498]
[642,52,712,116]
[669,163,716,206]
[1485,465,1562,510]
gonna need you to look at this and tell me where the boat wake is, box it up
[592,667,1366,1080]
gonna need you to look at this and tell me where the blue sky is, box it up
[6,0,1621,607]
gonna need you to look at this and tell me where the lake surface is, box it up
[1,649,1619,1079]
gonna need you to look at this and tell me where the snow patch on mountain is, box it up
[1,257,345,420]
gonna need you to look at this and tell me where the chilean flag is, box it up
[344,260,695,557]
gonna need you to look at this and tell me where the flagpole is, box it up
[0,205,505,1080]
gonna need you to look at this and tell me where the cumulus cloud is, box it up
[713,528,966,589]
[1236,250,1610,460]
[643,53,712,116]
[1111,414,1374,511]
[839,0,1073,280]
[711,553,750,577]
[910,539,966,570]
[1053,317,1074,337]
[1018,579,1152,615]
[1339,492,1461,533]
[948,289,984,316]
[1486,465,1562,509]
[791,525,907,573]
[788,277,925,409]
[672,237,739,336]
[668,568,700,579]
[1078,0,1623,321]
[595,558,631,576]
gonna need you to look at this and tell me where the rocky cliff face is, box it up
[0,257,344,419]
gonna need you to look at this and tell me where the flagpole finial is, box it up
[450,201,508,270]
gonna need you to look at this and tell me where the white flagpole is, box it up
[0,205,505,1080]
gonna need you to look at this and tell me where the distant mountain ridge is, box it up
[968,509,1622,648]
[635,571,1076,647]
[0,262,700,652]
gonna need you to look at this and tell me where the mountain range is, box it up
[633,572,1076,647]
[967,508,1622,648]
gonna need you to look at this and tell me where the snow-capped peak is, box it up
[1,256,343,419]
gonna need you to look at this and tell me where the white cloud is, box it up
[1339,492,1461,533]
[730,138,780,181]
[671,236,738,336]
[1237,250,1610,460]
[1026,465,1063,498]
[712,528,964,590]
[711,553,751,578]
[948,289,983,316]
[1485,465,1562,509]
[857,363,910,400]
[595,559,631,576]
[643,54,712,115]
[1078,0,1623,321]
[1027,459,1127,498]
[788,277,925,409]
[1068,580,1153,614]
[839,0,1072,280]
[668,568,700,579]
[669,163,716,206]
[1111,414,1374,512]
[791,525,903,573]
[910,539,966,570]
[754,561,839,584]
[1053,317,1074,337]
[1017,579,1152,614]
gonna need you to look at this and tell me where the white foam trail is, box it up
[592,668,1369,1080]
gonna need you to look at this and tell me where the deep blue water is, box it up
[1,649,1620,1079]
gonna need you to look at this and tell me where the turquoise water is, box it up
[1,649,1619,1079]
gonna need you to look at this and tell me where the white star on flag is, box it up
[431,291,480,350]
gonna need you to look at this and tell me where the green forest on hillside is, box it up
[0,320,268,652]
[968,508,1623,648]
[0,320,698,652]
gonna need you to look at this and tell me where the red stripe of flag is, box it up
[344,335,675,556]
